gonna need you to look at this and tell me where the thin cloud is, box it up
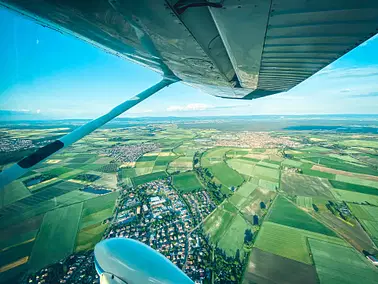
[167,103,209,112]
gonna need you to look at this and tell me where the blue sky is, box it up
[1,7,378,119]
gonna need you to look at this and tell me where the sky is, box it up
[1,7,378,119]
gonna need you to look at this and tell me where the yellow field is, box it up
[0,256,29,273]
[45,159,61,164]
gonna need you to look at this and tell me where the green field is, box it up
[301,168,336,179]
[332,188,378,205]
[28,203,83,271]
[119,167,137,179]
[258,179,278,191]
[267,195,337,236]
[217,214,251,260]
[229,194,246,209]
[349,204,378,246]
[132,171,168,186]
[329,180,378,196]
[252,166,279,181]
[282,159,303,168]
[339,139,378,148]
[137,155,158,162]
[281,173,335,199]
[257,161,280,169]
[335,174,378,188]
[75,223,108,252]
[236,182,258,197]
[0,180,30,209]
[209,162,244,189]
[201,147,231,167]
[172,171,202,192]
[303,156,378,176]
[81,192,118,219]
[254,221,345,264]
[309,238,378,283]
[203,206,235,243]
[155,155,177,166]
[226,158,255,176]
[296,196,313,209]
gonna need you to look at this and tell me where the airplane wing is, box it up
[1,0,378,100]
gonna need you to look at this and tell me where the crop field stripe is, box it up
[217,214,251,261]
[254,221,345,265]
[268,195,337,236]
[329,180,378,196]
[308,238,378,283]
[28,203,83,271]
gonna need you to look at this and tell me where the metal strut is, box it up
[0,78,178,189]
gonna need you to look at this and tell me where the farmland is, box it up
[266,195,337,236]
[2,117,378,283]
[172,171,202,192]
[28,203,83,271]
[309,238,378,283]
[281,173,335,199]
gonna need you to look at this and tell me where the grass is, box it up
[45,167,73,177]
[309,238,378,284]
[28,203,83,271]
[217,214,251,260]
[348,204,378,246]
[201,147,231,167]
[229,194,246,208]
[243,248,318,284]
[296,196,313,209]
[304,156,378,176]
[335,175,378,188]
[137,155,158,162]
[81,192,118,218]
[254,221,345,264]
[236,182,258,197]
[0,180,30,209]
[359,220,378,247]
[226,158,255,176]
[267,195,337,236]
[172,171,202,192]
[282,159,303,168]
[203,207,235,243]
[252,166,279,181]
[222,200,239,213]
[155,156,177,166]
[257,161,280,169]
[339,139,378,148]
[258,179,278,191]
[332,189,378,206]
[75,222,108,252]
[281,173,335,199]
[119,167,137,179]
[132,171,168,186]
[301,168,336,179]
[209,162,244,188]
[329,180,378,196]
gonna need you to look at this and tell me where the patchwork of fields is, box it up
[3,124,378,283]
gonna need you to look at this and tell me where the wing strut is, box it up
[0,77,178,189]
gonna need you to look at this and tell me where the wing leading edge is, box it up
[1,0,378,99]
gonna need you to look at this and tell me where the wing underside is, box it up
[1,0,378,99]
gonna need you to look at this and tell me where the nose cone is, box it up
[94,238,193,284]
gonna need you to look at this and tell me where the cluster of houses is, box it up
[23,179,219,284]
[0,137,34,153]
[183,191,216,224]
[24,251,98,284]
[99,143,159,162]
